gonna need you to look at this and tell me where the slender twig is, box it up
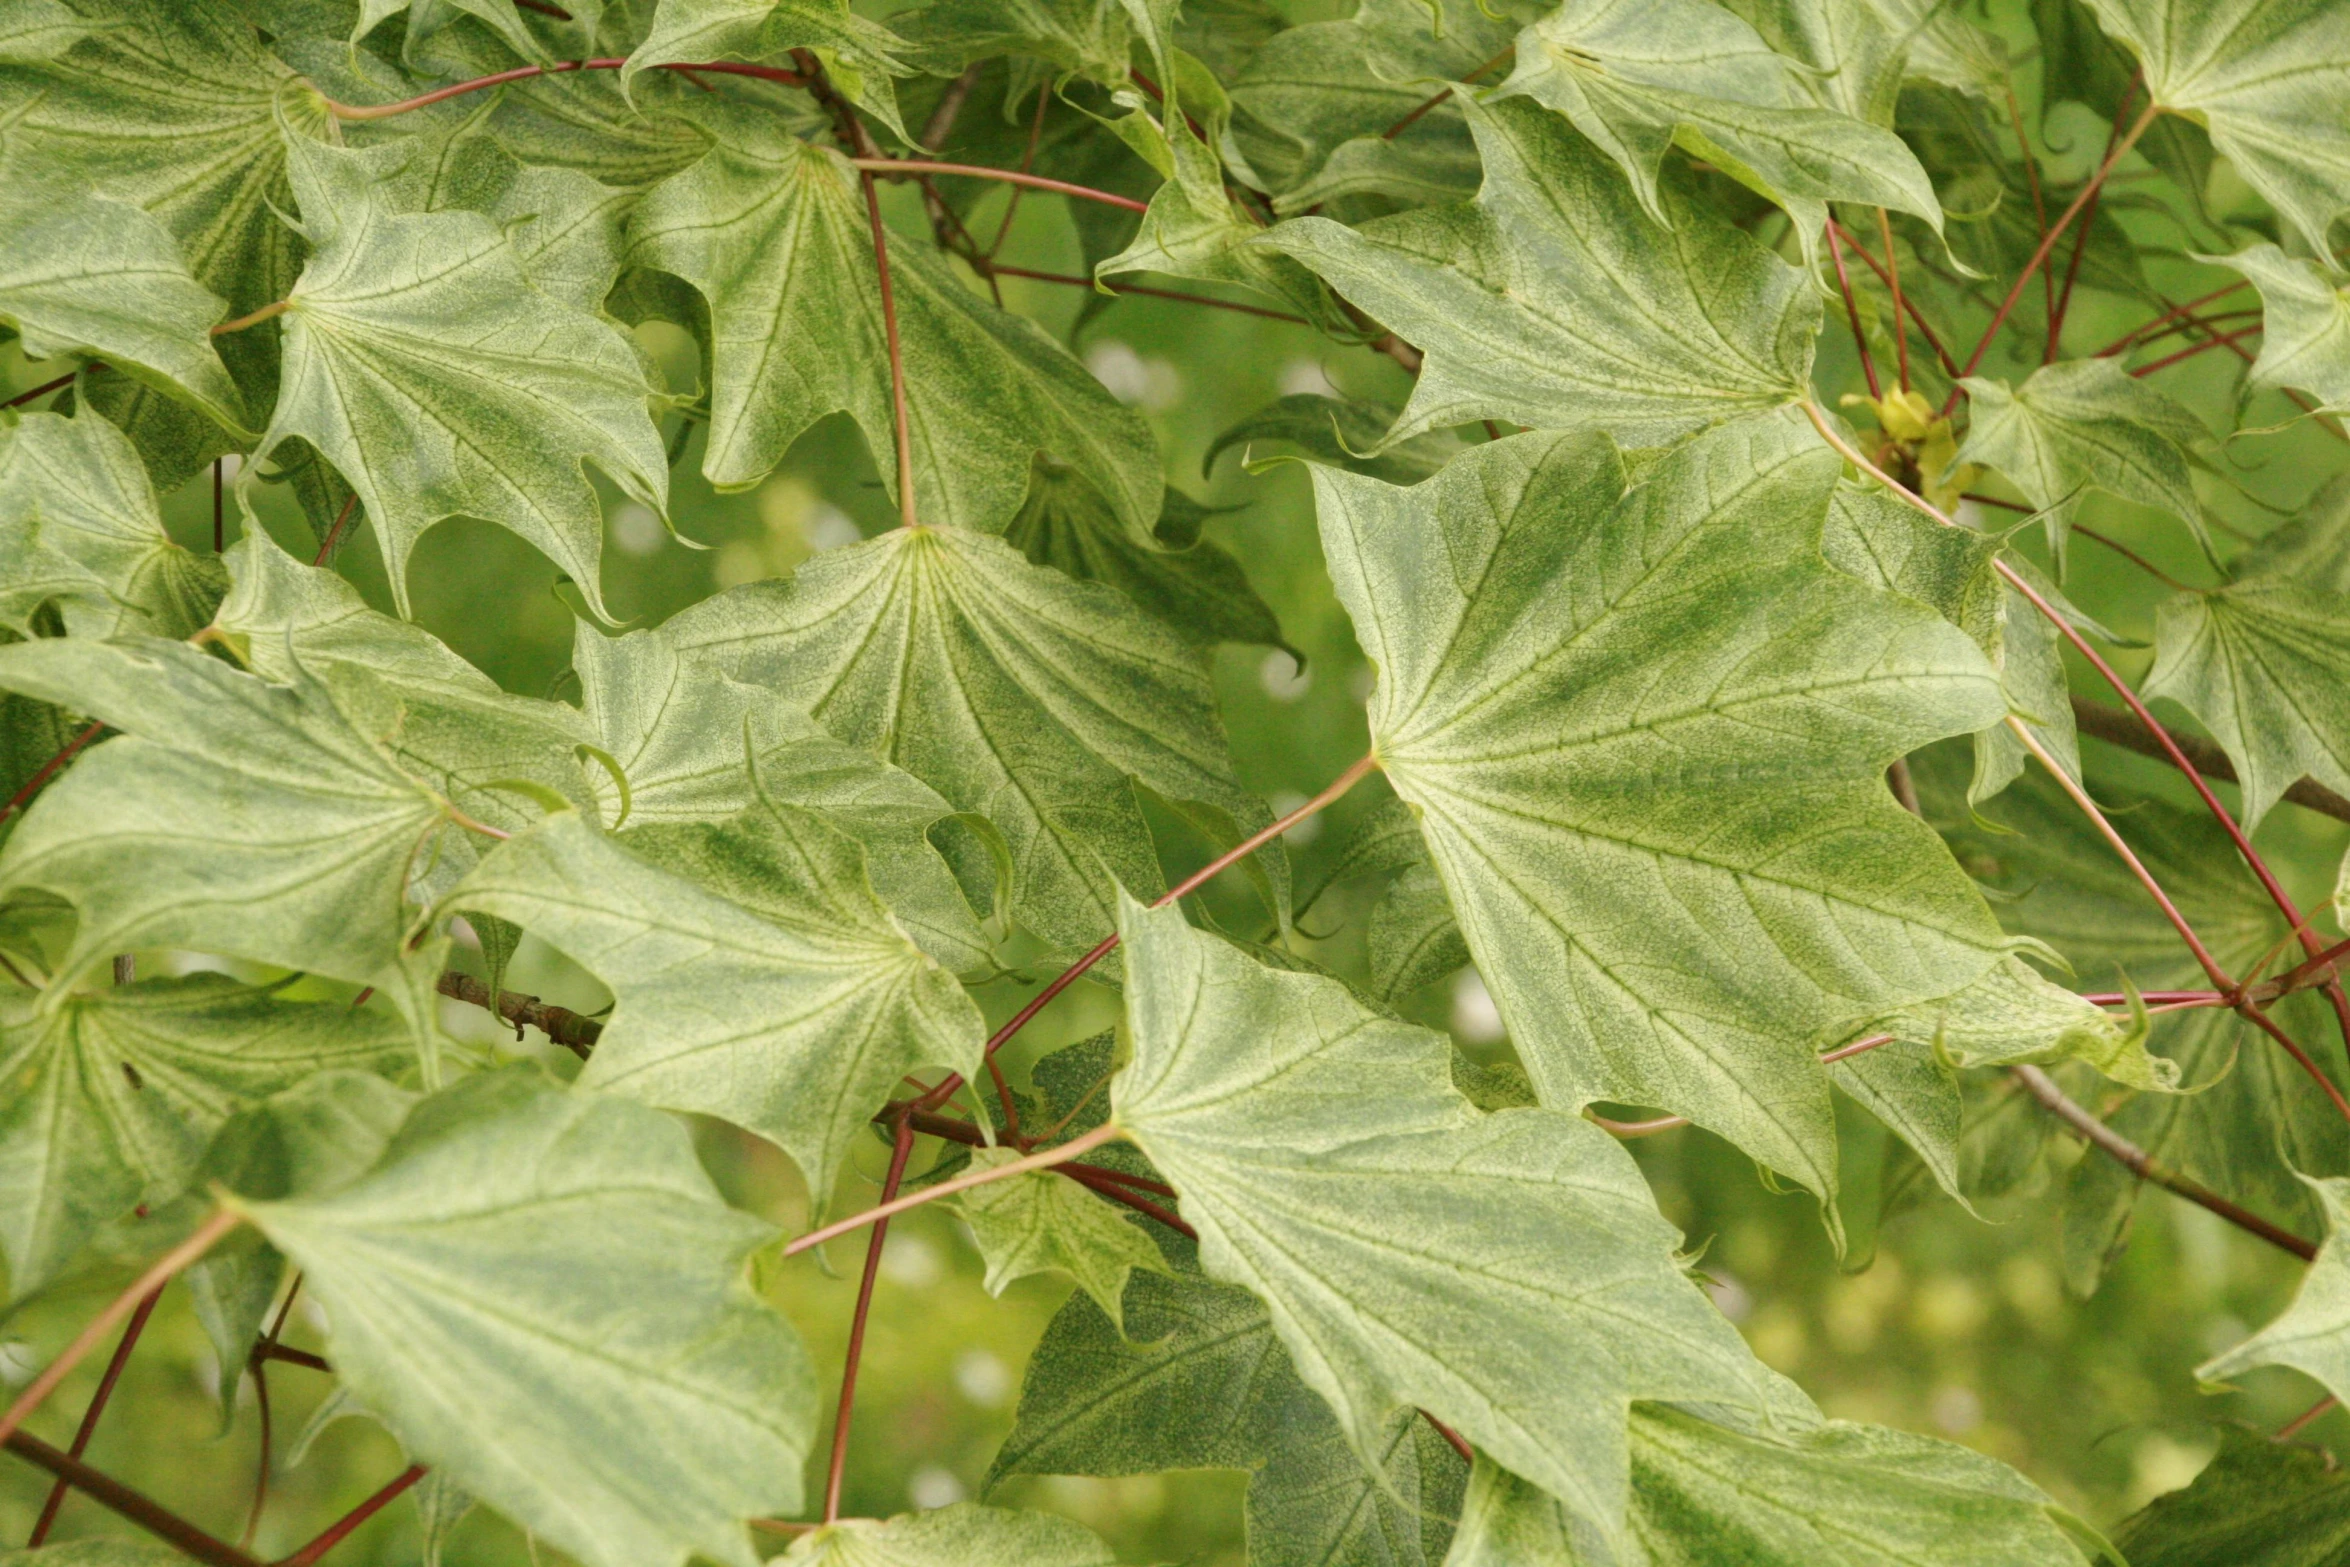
[25,1287,162,1546]
[2096,280,2252,358]
[848,157,1150,214]
[1829,220,1960,379]
[1056,1163,1194,1236]
[2048,77,2141,361]
[1827,222,1882,400]
[318,59,805,121]
[1877,208,1910,391]
[210,299,288,336]
[2117,307,2262,357]
[1944,100,2162,415]
[2011,1066,2316,1261]
[786,1123,1125,1258]
[276,1464,427,1567]
[2068,523,2196,590]
[5,1431,263,1567]
[919,63,984,151]
[860,174,920,530]
[2277,1395,2340,1441]
[1380,45,1514,141]
[986,84,1052,258]
[242,1278,306,1550]
[0,1208,242,1446]
[0,720,103,827]
[987,264,1308,323]
[311,494,359,568]
[2001,84,2056,336]
[2133,322,2264,377]
[825,1114,915,1523]
[434,971,600,1057]
[2070,696,2350,825]
[908,753,1383,1117]
[5,370,81,408]
[213,459,225,554]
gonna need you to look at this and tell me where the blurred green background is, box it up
[6,11,2350,1559]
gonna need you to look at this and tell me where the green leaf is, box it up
[1204,393,1459,486]
[1004,462,1286,651]
[1953,359,2211,564]
[2113,1425,2350,1567]
[2146,574,2350,832]
[570,620,993,971]
[890,0,1133,85]
[214,528,596,850]
[2208,243,2350,419]
[0,409,227,639]
[1447,1383,2094,1565]
[0,175,244,435]
[1261,97,1820,450]
[1495,0,1945,262]
[781,1504,1116,1567]
[257,135,667,619]
[665,526,1270,955]
[237,1069,816,1567]
[952,1146,1170,1331]
[1110,893,1773,1540]
[1727,0,2009,121]
[1313,415,2008,1211]
[1367,860,1467,1003]
[627,103,1160,540]
[2077,0,2350,261]
[0,976,408,1301]
[622,0,907,104]
[0,1545,189,1566]
[2204,1176,2350,1401]
[1874,953,2169,1089]
[0,0,86,63]
[991,1260,1469,1567]
[0,637,453,989]
[446,805,983,1206]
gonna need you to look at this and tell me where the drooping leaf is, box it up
[2207,244,2350,420]
[1494,0,1944,264]
[627,102,1160,540]
[781,1504,1117,1567]
[1873,954,2168,1088]
[0,408,227,639]
[236,1068,816,1567]
[0,174,244,436]
[991,1258,1470,1567]
[0,977,408,1301]
[1447,1380,2093,1565]
[570,620,993,969]
[1110,893,1773,1540]
[255,135,668,619]
[664,526,1271,954]
[2203,1176,2350,1403]
[446,804,983,1206]
[1953,358,2211,563]
[1261,97,1820,450]
[2145,559,2350,832]
[1204,393,1459,486]
[621,0,907,112]
[2076,0,2350,261]
[1004,463,1286,651]
[952,1146,1170,1331]
[0,637,454,989]
[1312,414,2007,1209]
[2112,1425,2350,1567]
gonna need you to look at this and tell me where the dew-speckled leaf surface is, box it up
[1111,894,1774,1538]
[1314,415,2007,1205]
[239,1070,816,1567]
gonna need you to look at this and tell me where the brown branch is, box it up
[321,59,806,121]
[986,264,1308,323]
[1380,45,1514,141]
[277,1464,426,1567]
[6,1431,263,1567]
[0,720,104,827]
[2070,697,2350,826]
[26,1287,162,1545]
[434,970,602,1058]
[5,369,84,407]
[919,63,984,151]
[826,1114,915,1522]
[1827,221,1882,400]
[2010,1065,2317,1260]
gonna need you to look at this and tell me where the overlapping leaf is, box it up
[953,1148,1168,1328]
[2209,245,2350,419]
[2203,1176,2350,1404]
[628,103,1159,539]
[0,977,407,1300]
[2113,1426,2350,1567]
[256,135,666,618]
[1262,97,1820,450]
[1494,0,1944,264]
[1110,893,1773,1539]
[664,525,1269,954]
[780,1504,1116,1567]
[0,409,225,639]
[1313,414,2008,1208]
[447,804,983,1205]
[2077,0,2350,261]
[237,1069,816,1567]
[992,1258,1469,1567]
[0,637,454,989]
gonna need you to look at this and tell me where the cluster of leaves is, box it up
[2,0,2350,1563]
